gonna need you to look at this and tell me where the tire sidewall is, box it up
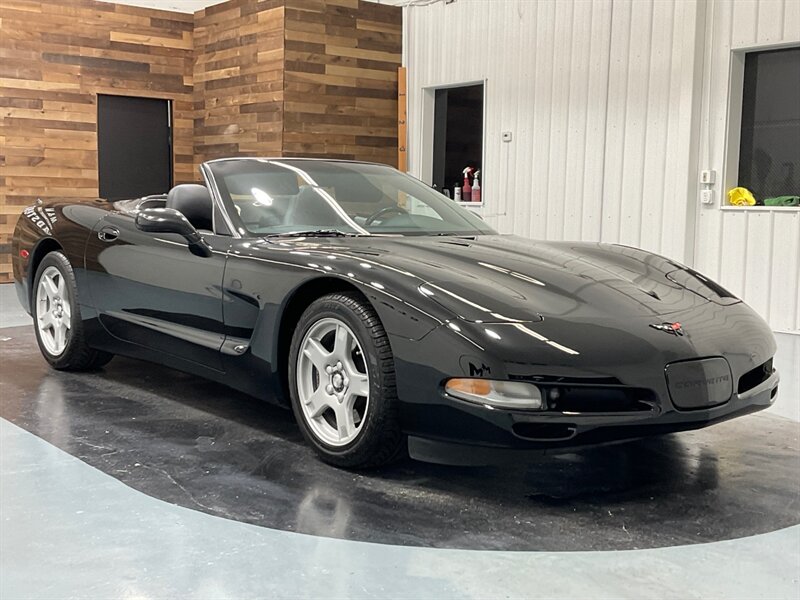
[288,295,393,463]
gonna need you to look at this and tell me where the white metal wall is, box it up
[405,0,702,259]
[694,0,800,332]
[403,0,799,332]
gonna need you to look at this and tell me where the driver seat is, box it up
[166,184,213,231]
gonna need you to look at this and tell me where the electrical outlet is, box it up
[700,170,716,185]
[700,189,714,205]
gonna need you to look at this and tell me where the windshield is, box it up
[206,159,496,237]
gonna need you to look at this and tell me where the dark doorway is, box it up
[432,84,484,202]
[97,94,173,201]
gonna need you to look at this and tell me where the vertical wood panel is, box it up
[281,0,401,164]
[193,0,285,166]
[397,65,406,171]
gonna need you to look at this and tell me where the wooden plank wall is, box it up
[0,0,194,283]
[193,0,285,167]
[282,0,401,165]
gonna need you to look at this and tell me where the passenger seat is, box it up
[165,184,213,231]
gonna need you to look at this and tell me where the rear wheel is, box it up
[32,252,113,371]
[288,292,403,468]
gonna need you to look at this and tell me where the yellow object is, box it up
[728,187,756,206]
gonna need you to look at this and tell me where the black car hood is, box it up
[328,235,727,323]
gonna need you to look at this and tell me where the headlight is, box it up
[445,378,545,410]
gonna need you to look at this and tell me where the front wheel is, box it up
[288,292,404,469]
[32,251,113,371]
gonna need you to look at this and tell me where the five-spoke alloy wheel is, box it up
[296,317,370,446]
[289,292,403,468]
[35,265,71,356]
[32,251,112,371]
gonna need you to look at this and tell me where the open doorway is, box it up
[97,94,173,201]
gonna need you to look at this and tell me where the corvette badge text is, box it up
[673,374,730,390]
[23,206,57,236]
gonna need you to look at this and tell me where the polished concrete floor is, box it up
[1,284,799,598]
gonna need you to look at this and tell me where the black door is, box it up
[97,95,173,201]
[84,212,230,371]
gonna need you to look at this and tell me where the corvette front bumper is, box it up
[390,297,779,465]
[406,369,779,465]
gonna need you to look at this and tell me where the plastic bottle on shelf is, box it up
[472,170,481,203]
[454,185,462,202]
[462,167,472,203]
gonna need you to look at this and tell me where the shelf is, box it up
[719,205,800,212]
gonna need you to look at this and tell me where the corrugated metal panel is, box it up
[403,0,798,331]
[405,0,701,255]
[694,0,800,332]
[601,0,704,264]
[405,0,615,241]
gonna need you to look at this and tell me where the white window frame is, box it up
[721,41,800,212]
[419,79,487,208]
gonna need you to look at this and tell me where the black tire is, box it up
[288,292,404,469]
[32,251,113,371]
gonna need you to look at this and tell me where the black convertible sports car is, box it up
[12,158,779,467]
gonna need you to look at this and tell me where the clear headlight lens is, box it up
[445,378,544,410]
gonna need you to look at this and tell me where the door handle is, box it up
[97,226,119,242]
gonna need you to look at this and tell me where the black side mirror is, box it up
[135,208,212,258]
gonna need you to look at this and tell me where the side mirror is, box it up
[135,208,212,258]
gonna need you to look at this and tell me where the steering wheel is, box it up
[364,205,409,226]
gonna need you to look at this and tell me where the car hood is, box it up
[327,235,733,323]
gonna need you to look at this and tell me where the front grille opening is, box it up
[512,423,576,441]
[546,387,656,414]
[738,358,774,394]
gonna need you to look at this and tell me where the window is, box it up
[737,47,800,206]
[208,159,495,237]
[432,84,484,204]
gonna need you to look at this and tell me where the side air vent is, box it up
[738,358,774,395]
[546,387,657,414]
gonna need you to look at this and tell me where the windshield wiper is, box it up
[265,229,361,238]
